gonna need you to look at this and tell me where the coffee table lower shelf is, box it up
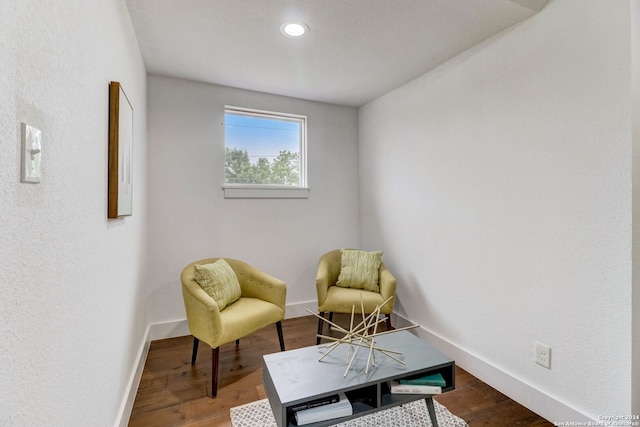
[275,378,446,427]
[285,384,441,427]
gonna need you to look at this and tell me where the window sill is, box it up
[222,185,310,199]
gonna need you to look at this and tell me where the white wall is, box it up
[0,1,147,426]
[632,0,640,416]
[359,0,631,421]
[145,75,359,324]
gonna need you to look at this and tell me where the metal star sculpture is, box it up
[308,296,419,377]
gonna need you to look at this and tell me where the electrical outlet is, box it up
[535,342,551,369]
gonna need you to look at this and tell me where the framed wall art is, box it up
[108,81,133,218]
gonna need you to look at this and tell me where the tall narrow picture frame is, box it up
[108,81,133,218]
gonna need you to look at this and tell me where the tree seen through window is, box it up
[224,109,305,186]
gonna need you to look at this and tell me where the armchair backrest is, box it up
[318,249,391,287]
[317,249,343,286]
[181,257,256,297]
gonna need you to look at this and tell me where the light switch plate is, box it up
[21,123,42,183]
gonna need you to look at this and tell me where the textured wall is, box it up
[632,0,640,416]
[359,0,631,420]
[145,75,360,324]
[0,1,147,426]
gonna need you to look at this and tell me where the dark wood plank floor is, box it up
[129,314,552,427]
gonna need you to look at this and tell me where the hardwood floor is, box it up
[129,314,552,427]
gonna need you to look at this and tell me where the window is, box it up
[223,106,308,198]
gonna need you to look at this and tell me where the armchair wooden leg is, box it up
[316,312,325,345]
[191,337,199,365]
[236,339,240,346]
[276,321,285,351]
[211,347,220,398]
[386,315,393,330]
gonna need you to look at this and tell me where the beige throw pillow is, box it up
[336,249,383,293]
[194,259,242,311]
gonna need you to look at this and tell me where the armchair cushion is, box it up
[336,249,383,293]
[194,258,242,311]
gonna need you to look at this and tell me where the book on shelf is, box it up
[288,393,340,413]
[294,392,352,426]
[389,380,442,395]
[399,372,446,387]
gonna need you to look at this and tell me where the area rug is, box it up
[230,398,468,427]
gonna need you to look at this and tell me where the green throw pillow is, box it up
[193,259,242,311]
[336,249,383,293]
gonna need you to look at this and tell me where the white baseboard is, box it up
[284,300,317,319]
[113,302,318,426]
[391,313,591,424]
[112,319,191,427]
[148,318,191,341]
[113,324,151,427]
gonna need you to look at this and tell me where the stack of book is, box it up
[389,372,446,395]
[293,392,352,426]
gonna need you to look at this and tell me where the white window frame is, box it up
[222,106,309,199]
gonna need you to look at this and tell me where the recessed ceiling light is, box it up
[281,22,309,38]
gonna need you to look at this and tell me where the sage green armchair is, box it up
[181,257,286,398]
[315,249,397,345]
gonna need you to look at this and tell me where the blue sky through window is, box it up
[224,113,300,164]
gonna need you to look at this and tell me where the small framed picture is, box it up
[108,81,133,218]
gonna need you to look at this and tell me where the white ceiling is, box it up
[126,0,547,107]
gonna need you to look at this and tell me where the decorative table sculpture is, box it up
[308,296,419,377]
